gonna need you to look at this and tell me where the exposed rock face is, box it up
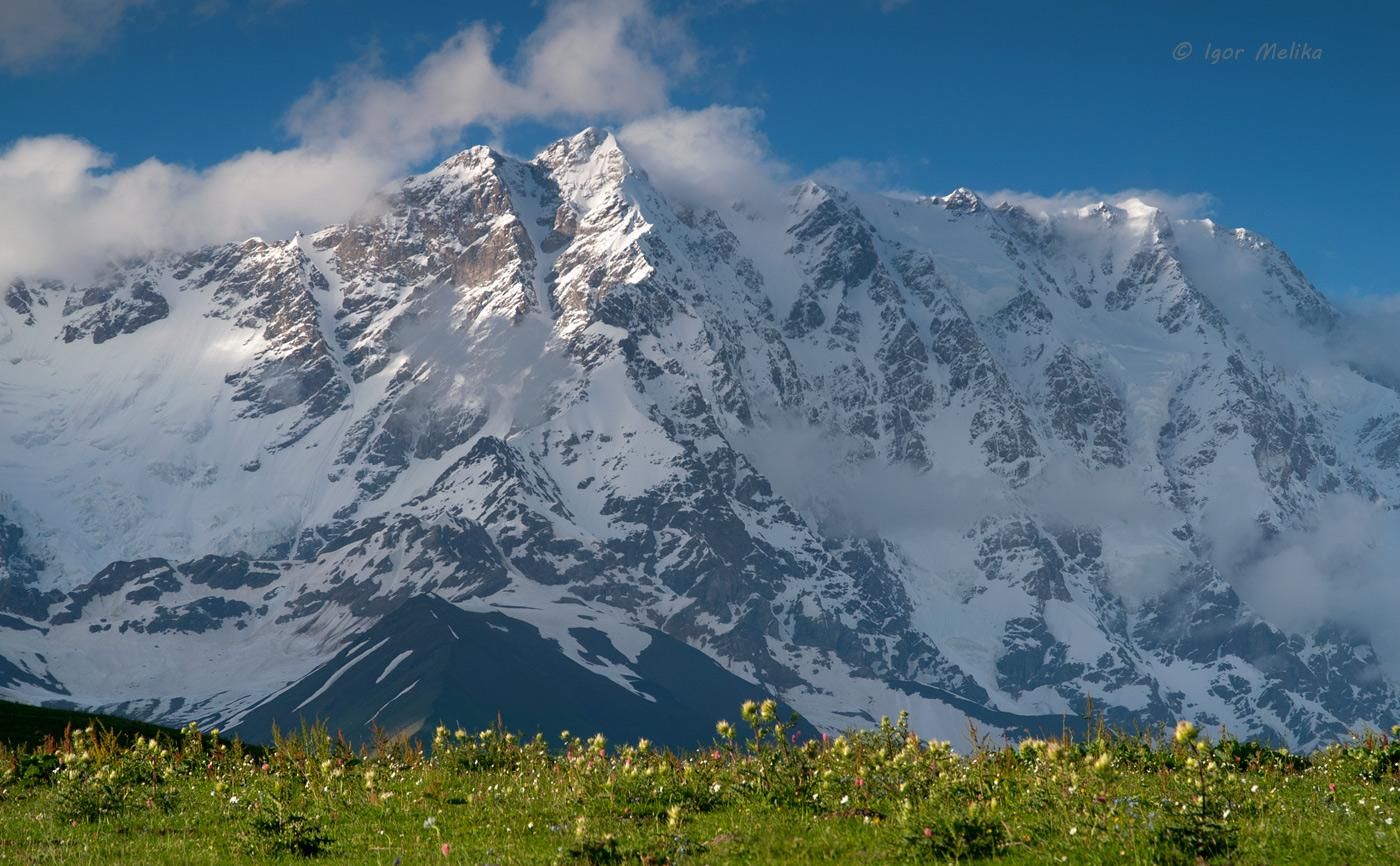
[60,272,171,344]
[0,131,1396,747]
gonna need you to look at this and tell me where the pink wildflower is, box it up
[441,842,451,857]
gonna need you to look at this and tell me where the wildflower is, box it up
[1174,720,1199,745]
[760,699,778,722]
[1018,738,1046,759]
[440,843,451,857]
[229,795,239,804]
[741,700,759,724]
[636,738,652,754]
[1092,752,1112,772]
[715,720,736,740]
[666,805,682,828]
[923,827,933,838]
[424,816,436,829]
[1069,826,1077,836]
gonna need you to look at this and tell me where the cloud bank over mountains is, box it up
[0,0,1241,297]
[0,0,692,285]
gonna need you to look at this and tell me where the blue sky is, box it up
[1,0,1395,298]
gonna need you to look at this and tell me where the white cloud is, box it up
[284,26,520,162]
[285,0,683,162]
[1203,493,1400,670]
[518,0,683,118]
[617,106,789,210]
[0,0,151,72]
[0,0,680,286]
[1330,293,1400,389]
[809,158,901,193]
[0,136,390,283]
[981,188,1215,220]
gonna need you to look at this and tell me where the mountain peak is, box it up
[534,127,636,209]
[536,127,622,169]
[937,186,984,214]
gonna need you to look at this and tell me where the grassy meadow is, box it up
[1,698,1399,864]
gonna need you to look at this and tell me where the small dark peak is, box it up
[1082,201,1120,225]
[1147,208,1174,240]
[792,178,828,201]
[5,279,51,324]
[994,201,1048,238]
[938,187,985,215]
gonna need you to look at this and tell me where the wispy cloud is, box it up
[0,0,152,72]
[1202,492,1400,670]
[617,106,789,210]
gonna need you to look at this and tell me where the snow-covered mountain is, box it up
[2,128,1397,747]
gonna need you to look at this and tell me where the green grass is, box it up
[2,701,1399,864]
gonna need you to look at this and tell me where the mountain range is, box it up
[1,128,1397,748]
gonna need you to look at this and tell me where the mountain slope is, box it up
[1,129,1397,748]
[229,593,813,747]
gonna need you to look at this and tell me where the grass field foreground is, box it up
[2,701,1400,864]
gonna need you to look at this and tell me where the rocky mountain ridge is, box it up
[1,128,1396,746]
